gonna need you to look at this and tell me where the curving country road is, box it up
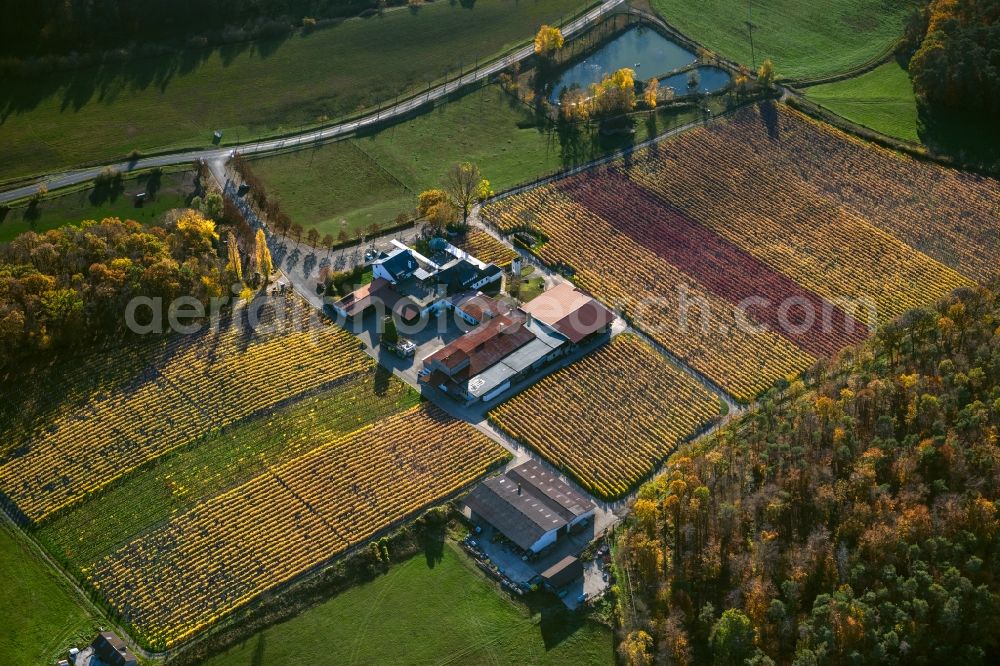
[0,0,625,205]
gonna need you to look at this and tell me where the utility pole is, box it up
[746,0,757,70]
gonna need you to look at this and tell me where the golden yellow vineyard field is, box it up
[0,295,372,523]
[481,104,996,401]
[485,187,814,401]
[490,335,721,500]
[757,107,1000,283]
[86,405,507,648]
[452,229,519,267]
[37,377,418,571]
[614,109,972,322]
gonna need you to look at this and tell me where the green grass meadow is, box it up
[251,84,721,236]
[0,522,98,666]
[0,0,588,183]
[0,168,196,242]
[204,541,614,666]
[804,60,919,142]
[250,141,413,237]
[652,0,915,80]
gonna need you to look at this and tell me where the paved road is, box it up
[0,0,625,205]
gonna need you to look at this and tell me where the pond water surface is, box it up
[549,27,696,103]
[659,66,732,96]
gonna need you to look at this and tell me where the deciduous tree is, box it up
[619,630,654,666]
[559,87,591,122]
[534,25,564,58]
[225,231,243,283]
[757,59,776,89]
[444,162,482,225]
[255,229,273,284]
[590,68,636,117]
[643,78,659,108]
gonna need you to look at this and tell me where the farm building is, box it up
[464,461,596,554]
[540,555,584,590]
[421,310,569,403]
[371,245,419,284]
[67,631,138,666]
[331,277,392,318]
[420,282,613,404]
[334,239,502,322]
[449,291,507,326]
[520,281,615,344]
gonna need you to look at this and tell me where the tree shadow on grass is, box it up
[144,170,162,198]
[89,173,124,205]
[421,528,445,568]
[249,632,266,666]
[523,591,590,651]
[0,31,282,122]
[22,199,41,223]
[918,102,1000,168]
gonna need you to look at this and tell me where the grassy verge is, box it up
[0,521,98,666]
[0,0,588,183]
[804,60,919,142]
[0,168,196,242]
[202,540,614,665]
[651,0,914,80]
[252,83,729,235]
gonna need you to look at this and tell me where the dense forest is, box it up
[905,0,1000,114]
[0,213,226,370]
[0,0,398,58]
[617,281,1000,664]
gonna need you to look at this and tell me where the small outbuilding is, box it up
[94,631,137,666]
[540,555,584,590]
[71,631,138,666]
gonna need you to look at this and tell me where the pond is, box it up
[659,66,732,96]
[549,26,696,103]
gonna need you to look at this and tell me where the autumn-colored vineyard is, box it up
[490,335,721,500]
[452,229,519,267]
[38,377,418,572]
[86,405,507,648]
[482,104,993,401]
[485,185,813,400]
[0,295,372,523]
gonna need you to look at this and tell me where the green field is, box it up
[0,0,588,183]
[652,0,915,80]
[804,60,919,142]
[205,541,614,665]
[0,522,98,666]
[0,168,196,242]
[37,374,419,572]
[251,141,413,237]
[252,84,723,236]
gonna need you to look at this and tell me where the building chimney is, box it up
[517,483,522,495]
